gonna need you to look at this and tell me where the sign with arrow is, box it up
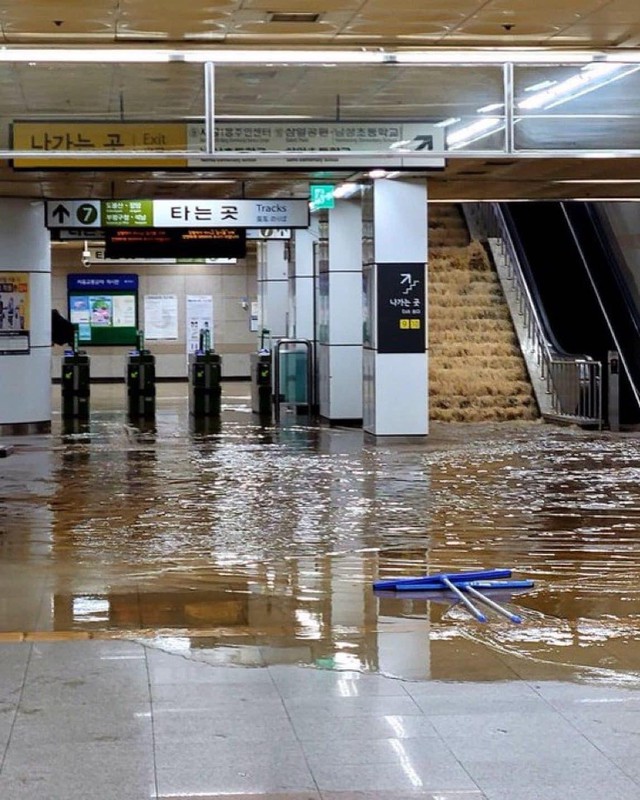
[46,201,102,229]
[376,262,426,354]
[45,199,309,229]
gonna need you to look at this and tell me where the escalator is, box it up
[502,201,640,428]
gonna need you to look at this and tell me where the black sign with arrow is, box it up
[51,204,70,224]
[376,262,426,354]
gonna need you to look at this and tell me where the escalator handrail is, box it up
[586,204,640,343]
[495,204,596,364]
[464,201,603,427]
[561,202,640,412]
[498,204,568,357]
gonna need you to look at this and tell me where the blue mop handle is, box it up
[392,579,533,592]
[373,568,512,590]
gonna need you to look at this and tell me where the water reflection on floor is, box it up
[0,382,639,685]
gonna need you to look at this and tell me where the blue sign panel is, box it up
[67,274,138,292]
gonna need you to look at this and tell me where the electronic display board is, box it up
[104,228,246,260]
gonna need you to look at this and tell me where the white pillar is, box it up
[0,200,51,433]
[363,179,428,436]
[317,199,363,422]
[289,219,317,341]
[256,239,289,344]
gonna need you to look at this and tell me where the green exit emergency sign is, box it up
[310,184,335,209]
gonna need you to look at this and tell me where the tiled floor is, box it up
[0,640,639,800]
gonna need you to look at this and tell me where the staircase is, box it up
[428,204,539,423]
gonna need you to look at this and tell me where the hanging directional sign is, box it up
[45,199,309,229]
[187,121,445,168]
[46,200,102,229]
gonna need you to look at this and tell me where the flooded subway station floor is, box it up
[1,382,639,685]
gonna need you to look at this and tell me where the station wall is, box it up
[50,245,258,381]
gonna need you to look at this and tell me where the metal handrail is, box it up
[463,203,602,428]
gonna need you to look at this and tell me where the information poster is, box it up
[186,295,213,354]
[144,295,178,340]
[250,301,259,332]
[67,274,138,346]
[0,272,30,354]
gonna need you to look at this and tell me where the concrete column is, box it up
[0,200,52,433]
[317,199,363,423]
[289,218,318,341]
[256,239,289,344]
[362,179,428,436]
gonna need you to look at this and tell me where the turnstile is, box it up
[188,351,222,417]
[61,352,90,419]
[250,351,272,416]
[126,351,156,419]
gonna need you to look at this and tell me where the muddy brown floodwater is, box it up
[0,383,638,684]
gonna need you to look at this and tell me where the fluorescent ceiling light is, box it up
[0,46,638,66]
[447,117,502,149]
[0,48,175,62]
[182,49,385,64]
[434,117,460,128]
[368,169,387,178]
[517,63,636,110]
[477,103,503,114]
[333,182,360,199]
[0,47,385,64]
[390,50,608,65]
[524,80,556,92]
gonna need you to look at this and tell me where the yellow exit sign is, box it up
[11,122,189,168]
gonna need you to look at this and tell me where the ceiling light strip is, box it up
[0,47,639,66]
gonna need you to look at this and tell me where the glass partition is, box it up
[2,56,640,162]
[513,63,640,151]
[2,62,204,166]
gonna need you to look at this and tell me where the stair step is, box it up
[428,236,538,423]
